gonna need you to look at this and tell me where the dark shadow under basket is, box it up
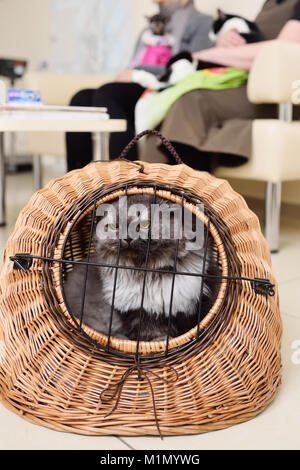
[0,158,282,436]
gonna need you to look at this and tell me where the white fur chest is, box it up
[101,254,204,317]
[209,17,251,42]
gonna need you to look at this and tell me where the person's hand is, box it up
[217,28,247,48]
[192,49,209,61]
[115,68,133,82]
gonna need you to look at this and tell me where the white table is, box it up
[0,117,127,226]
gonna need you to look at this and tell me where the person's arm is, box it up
[193,42,262,70]
[278,19,300,41]
[192,19,300,71]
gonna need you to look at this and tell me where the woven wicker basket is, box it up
[0,151,282,436]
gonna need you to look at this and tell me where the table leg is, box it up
[7,132,17,173]
[33,155,42,191]
[0,132,6,226]
[92,132,109,161]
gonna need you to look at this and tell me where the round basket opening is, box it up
[48,183,238,359]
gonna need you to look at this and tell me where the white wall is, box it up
[50,0,135,74]
[0,0,51,70]
[194,0,265,18]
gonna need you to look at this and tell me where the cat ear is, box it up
[217,8,227,22]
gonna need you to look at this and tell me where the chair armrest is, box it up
[215,119,300,183]
[22,72,114,106]
[247,40,300,104]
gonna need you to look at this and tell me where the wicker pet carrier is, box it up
[0,131,281,437]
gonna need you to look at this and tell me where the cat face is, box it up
[212,9,233,35]
[94,194,204,267]
[147,14,168,36]
[209,9,253,43]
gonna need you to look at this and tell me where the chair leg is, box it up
[0,132,5,226]
[265,181,282,254]
[33,154,42,191]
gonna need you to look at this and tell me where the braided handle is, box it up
[119,129,183,165]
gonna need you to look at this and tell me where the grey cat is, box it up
[64,194,220,341]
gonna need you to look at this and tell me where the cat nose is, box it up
[121,238,133,248]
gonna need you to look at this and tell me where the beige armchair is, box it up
[215,40,300,253]
[22,71,114,158]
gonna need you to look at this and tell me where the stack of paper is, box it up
[0,104,110,120]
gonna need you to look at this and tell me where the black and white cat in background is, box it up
[209,8,264,44]
[133,8,264,89]
[64,194,220,342]
[162,9,265,81]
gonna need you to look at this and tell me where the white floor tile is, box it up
[0,157,65,259]
[271,245,300,284]
[0,402,129,450]
[120,314,300,450]
[277,214,300,249]
[278,278,300,319]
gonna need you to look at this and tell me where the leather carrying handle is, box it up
[118,129,183,165]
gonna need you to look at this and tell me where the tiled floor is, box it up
[0,158,299,450]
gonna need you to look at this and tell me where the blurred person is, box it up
[66,0,214,170]
[145,0,300,171]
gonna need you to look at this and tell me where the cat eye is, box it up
[139,220,151,229]
[109,223,119,231]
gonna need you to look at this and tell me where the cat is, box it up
[132,9,264,89]
[209,8,264,44]
[131,14,174,69]
[146,14,169,37]
[160,10,264,80]
[64,194,220,342]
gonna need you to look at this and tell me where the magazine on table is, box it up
[0,103,109,120]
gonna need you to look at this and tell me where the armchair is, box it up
[215,40,300,253]
[22,71,114,158]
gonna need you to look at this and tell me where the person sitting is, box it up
[66,0,214,171]
[143,0,300,171]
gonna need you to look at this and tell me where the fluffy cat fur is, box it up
[64,194,220,341]
[209,8,264,44]
[132,9,264,90]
